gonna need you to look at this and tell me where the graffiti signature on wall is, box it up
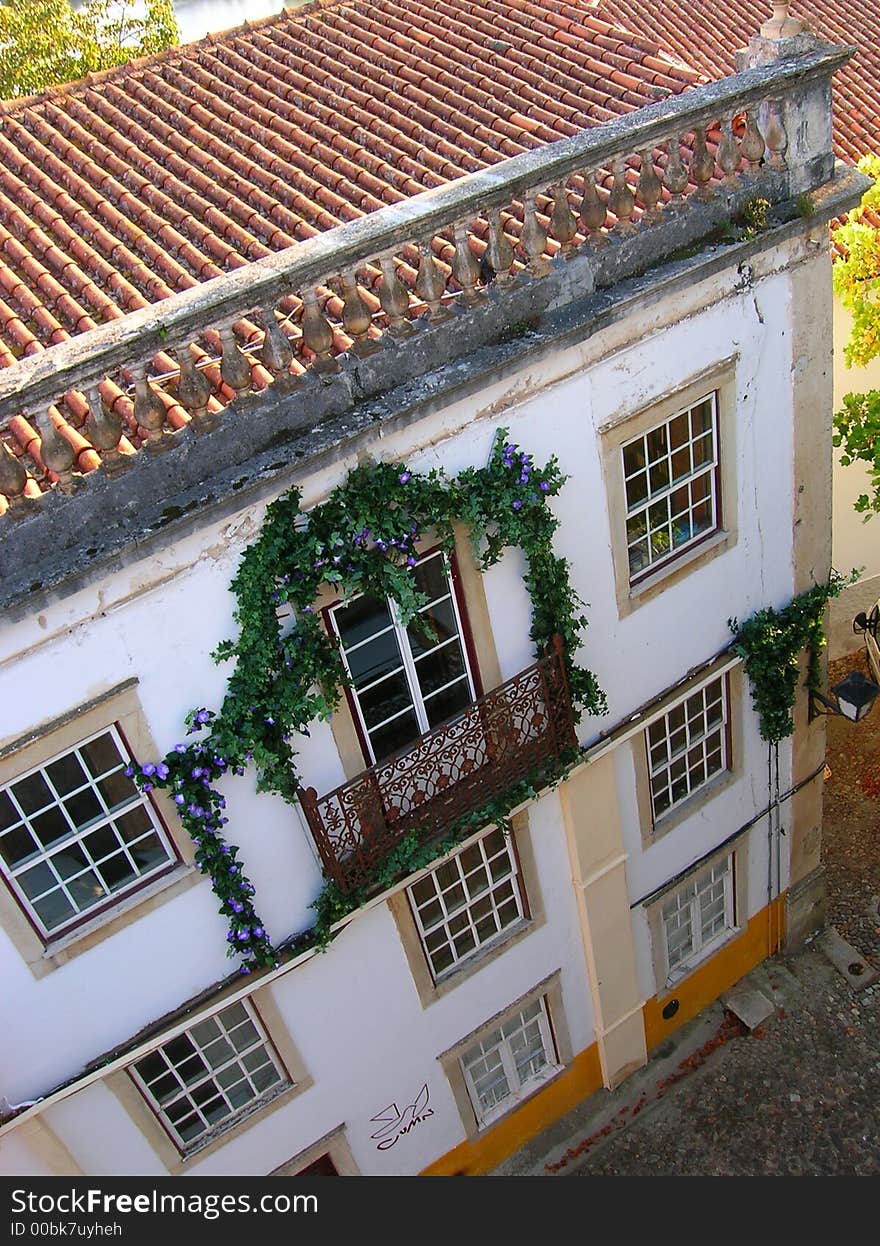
[370,1083,434,1150]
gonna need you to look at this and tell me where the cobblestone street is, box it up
[495,649,880,1178]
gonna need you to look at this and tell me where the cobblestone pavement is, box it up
[494,650,880,1178]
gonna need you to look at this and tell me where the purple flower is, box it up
[221,845,232,855]
[253,926,264,939]
[239,965,251,975]
[512,499,523,511]
[227,931,236,942]
[174,743,187,754]
[124,765,134,778]
[191,767,204,780]
[141,763,156,777]
[376,539,387,551]
[174,794,185,806]
[142,782,153,793]
[399,470,411,484]
[539,480,551,493]
[237,929,250,941]
[156,763,169,780]
[265,715,275,726]
[406,555,417,567]
[232,901,244,913]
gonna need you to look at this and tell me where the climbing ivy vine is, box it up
[728,570,858,743]
[130,430,605,971]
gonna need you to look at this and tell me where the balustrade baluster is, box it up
[0,441,28,515]
[37,406,77,492]
[548,183,578,257]
[486,208,515,283]
[717,116,741,187]
[741,108,766,172]
[578,170,607,244]
[415,242,449,320]
[134,365,170,451]
[451,220,483,306]
[84,384,127,475]
[176,348,216,430]
[663,139,689,207]
[379,254,414,332]
[521,189,549,277]
[301,287,339,373]
[637,149,663,219]
[259,304,294,374]
[764,100,788,167]
[609,158,636,234]
[219,325,253,395]
[341,270,381,353]
[691,128,716,200]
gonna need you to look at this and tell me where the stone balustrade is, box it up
[0,44,851,517]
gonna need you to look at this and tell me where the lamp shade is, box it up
[831,670,880,722]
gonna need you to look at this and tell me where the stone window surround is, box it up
[600,356,739,619]
[437,971,572,1140]
[646,839,748,992]
[388,809,545,1008]
[0,679,201,979]
[269,1124,360,1176]
[632,658,744,846]
[313,523,503,784]
[106,982,312,1175]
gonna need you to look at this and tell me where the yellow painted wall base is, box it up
[420,1045,603,1176]
[643,896,785,1052]
[422,896,785,1176]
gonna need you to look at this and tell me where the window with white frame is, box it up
[662,854,735,979]
[329,550,476,763]
[408,826,525,980]
[130,1000,288,1151]
[0,726,175,938]
[460,997,558,1126]
[623,393,718,582]
[646,674,730,820]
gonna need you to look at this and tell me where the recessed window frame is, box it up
[406,824,528,983]
[623,392,720,584]
[437,974,571,1139]
[601,359,738,619]
[646,672,732,823]
[129,997,291,1156]
[0,723,178,942]
[0,681,198,977]
[326,547,479,766]
[659,852,737,984]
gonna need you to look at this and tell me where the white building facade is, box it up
[0,31,863,1176]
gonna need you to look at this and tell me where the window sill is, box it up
[474,1063,564,1131]
[34,864,202,976]
[621,529,731,617]
[648,765,736,845]
[664,926,740,989]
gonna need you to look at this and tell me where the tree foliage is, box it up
[832,155,880,514]
[0,0,178,100]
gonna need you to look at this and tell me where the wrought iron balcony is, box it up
[299,638,577,894]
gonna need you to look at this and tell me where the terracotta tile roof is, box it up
[0,0,702,506]
[594,0,880,167]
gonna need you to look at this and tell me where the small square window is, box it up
[459,997,558,1126]
[407,828,525,980]
[621,392,720,585]
[0,726,176,939]
[661,855,735,979]
[646,675,730,822]
[130,1000,288,1153]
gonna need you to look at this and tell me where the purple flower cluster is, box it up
[500,440,551,511]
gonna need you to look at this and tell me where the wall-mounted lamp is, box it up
[808,669,880,723]
[853,605,880,641]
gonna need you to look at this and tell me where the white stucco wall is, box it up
[0,233,812,1173]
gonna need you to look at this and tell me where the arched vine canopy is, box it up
[129,429,606,971]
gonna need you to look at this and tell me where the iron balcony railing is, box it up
[299,637,577,893]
